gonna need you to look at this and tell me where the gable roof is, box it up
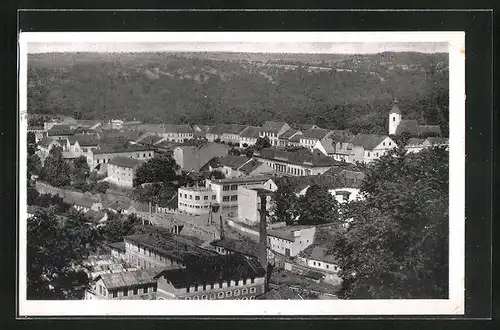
[349,134,389,150]
[136,133,163,145]
[38,137,58,149]
[240,126,261,139]
[48,124,73,136]
[84,210,107,223]
[406,138,425,146]
[395,120,420,136]
[93,144,154,155]
[301,128,331,140]
[108,156,144,168]
[96,268,160,290]
[262,121,288,134]
[280,128,302,140]
[219,155,250,170]
[210,237,260,258]
[73,195,101,208]
[238,159,266,175]
[68,134,100,146]
[389,101,401,114]
[317,139,336,154]
[294,124,319,130]
[419,125,442,136]
[257,148,340,167]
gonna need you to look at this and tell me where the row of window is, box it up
[186,279,256,293]
[222,184,238,191]
[181,289,257,300]
[96,152,153,164]
[222,195,238,202]
[180,193,216,201]
[179,202,210,210]
[260,132,276,138]
[130,246,183,267]
[107,285,157,298]
[311,261,339,272]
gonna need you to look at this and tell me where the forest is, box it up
[28,51,449,136]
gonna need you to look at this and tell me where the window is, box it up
[184,194,187,198]
[230,195,237,201]
[149,250,151,257]
[223,185,230,191]
[389,142,392,146]
[326,264,330,269]
[223,196,229,202]
[112,291,118,298]
[251,278,255,284]
[204,196,208,200]
[318,262,322,267]
[234,289,240,297]
[189,195,192,199]
[210,293,216,299]
[218,292,225,298]
[367,152,371,157]
[202,295,208,300]
[99,285,103,295]
[242,288,248,295]
[193,296,199,300]
[383,142,386,146]
[313,261,316,266]
[212,195,216,200]
[226,291,232,297]
[393,117,395,121]
[250,287,256,294]
[230,184,237,190]
[195,196,200,200]
[133,288,138,295]
[376,153,379,157]
[123,289,128,297]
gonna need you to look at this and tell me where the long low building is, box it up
[88,145,155,172]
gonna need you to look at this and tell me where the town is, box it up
[26,98,449,301]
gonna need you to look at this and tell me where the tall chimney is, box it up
[258,193,268,291]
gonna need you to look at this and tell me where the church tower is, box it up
[388,100,402,135]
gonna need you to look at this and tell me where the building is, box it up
[255,147,341,176]
[88,145,154,172]
[217,155,274,178]
[267,225,316,257]
[299,128,334,151]
[28,126,47,143]
[277,129,303,148]
[159,124,194,143]
[210,237,260,260]
[72,195,103,213]
[238,126,261,148]
[388,101,442,137]
[293,124,321,131]
[47,124,74,142]
[259,121,291,147]
[154,254,266,300]
[107,156,145,188]
[65,134,100,156]
[205,176,277,216]
[86,268,160,300]
[84,210,108,226]
[123,229,218,271]
[177,186,217,215]
[173,142,229,172]
[349,134,397,164]
[220,124,248,145]
[37,137,62,164]
[405,137,449,153]
[74,119,102,130]
[238,187,276,226]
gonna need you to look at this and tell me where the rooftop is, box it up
[96,268,161,290]
[280,128,302,140]
[238,159,266,175]
[219,155,250,170]
[210,237,260,258]
[108,155,144,169]
[349,134,389,150]
[108,241,126,252]
[179,186,214,192]
[301,128,331,140]
[267,225,315,242]
[262,121,288,134]
[48,124,73,136]
[154,254,266,288]
[207,175,271,185]
[68,134,100,146]
[84,210,107,223]
[257,148,340,167]
[257,284,304,300]
[239,126,261,139]
[93,145,154,155]
[38,136,57,149]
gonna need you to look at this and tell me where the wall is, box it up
[174,143,229,172]
[237,187,274,225]
[89,150,154,171]
[177,187,217,215]
[226,218,259,237]
[107,164,137,188]
[124,239,187,270]
[92,278,157,300]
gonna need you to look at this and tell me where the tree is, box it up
[228,148,241,156]
[99,213,150,243]
[270,178,299,225]
[27,208,100,299]
[254,137,271,151]
[133,155,180,187]
[27,132,36,156]
[72,156,90,182]
[27,154,42,178]
[39,146,72,187]
[335,147,449,299]
[27,182,40,206]
[297,184,339,225]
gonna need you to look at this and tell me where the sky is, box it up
[27,41,449,54]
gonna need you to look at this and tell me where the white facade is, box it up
[267,227,316,257]
[388,111,402,135]
[178,186,218,215]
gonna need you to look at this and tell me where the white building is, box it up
[267,225,316,257]
[107,156,144,188]
[349,134,397,164]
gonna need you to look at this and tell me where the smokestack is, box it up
[258,193,268,270]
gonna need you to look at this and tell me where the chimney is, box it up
[258,193,269,292]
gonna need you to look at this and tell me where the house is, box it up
[159,124,194,143]
[388,101,442,137]
[205,176,277,216]
[277,129,303,148]
[65,134,100,156]
[84,210,108,225]
[217,155,274,178]
[72,195,103,213]
[259,121,291,147]
[134,133,164,147]
[27,125,47,143]
[238,126,261,148]
[47,124,74,142]
[173,142,229,172]
[88,145,154,172]
[349,134,397,164]
[205,124,228,142]
[109,242,127,260]
[37,137,62,164]
[299,128,334,151]
[220,124,248,145]
[107,156,145,188]
[267,225,316,257]
[85,268,160,300]
[107,200,132,214]
[27,205,43,218]
[254,147,341,176]
[313,135,355,163]
[154,254,266,300]
[405,137,449,153]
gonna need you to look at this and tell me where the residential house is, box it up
[216,155,274,178]
[313,135,355,163]
[154,254,266,300]
[159,124,194,143]
[173,142,229,172]
[65,134,100,156]
[210,237,260,260]
[221,124,248,145]
[74,119,102,130]
[107,200,132,215]
[277,129,303,148]
[254,147,341,176]
[27,125,47,143]
[405,137,449,153]
[267,225,316,257]
[205,176,277,216]
[299,128,334,151]
[88,145,154,172]
[257,284,304,300]
[47,124,74,142]
[238,126,261,148]
[107,156,145,188]
[259,121,291,147]
[72,195,103,213]
[349,134,397,164]
[388,101,442,137]
[85,268,160,300]
[37,137,62,164]
[205,124,228,142]
[293,124,321,131]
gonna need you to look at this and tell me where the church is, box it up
[388,101,442,137]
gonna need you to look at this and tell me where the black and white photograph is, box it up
[18,31,465,316]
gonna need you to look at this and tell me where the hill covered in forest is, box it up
[27,51,449,135]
